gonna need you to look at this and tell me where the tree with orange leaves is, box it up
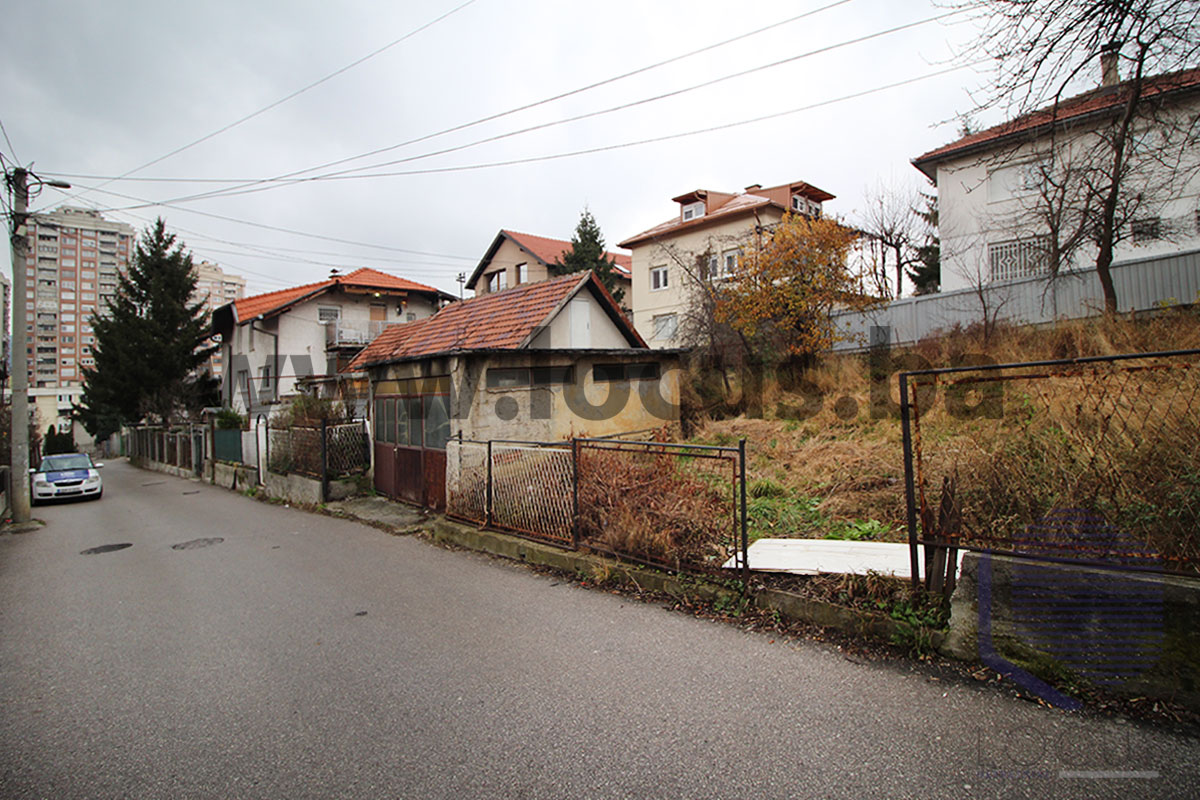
[714,213,879,362]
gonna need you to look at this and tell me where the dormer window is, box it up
[792,195,821,218]
[681,201,705,221]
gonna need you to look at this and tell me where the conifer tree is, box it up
[77,219,214,439]
[552,208,626,304]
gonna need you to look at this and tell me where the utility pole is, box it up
[7,168,32,523]
[6,167,69,523]
[456,271,465,300]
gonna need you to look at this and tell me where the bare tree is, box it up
[944,0,1200,312]
[859,182,924,299]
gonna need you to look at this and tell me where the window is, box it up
[485,366,575,388]
[650,266,668,291]
[652,313,678,341]
[515,263,527,285]
[594,362,661,382]
[722,249,741,277]
[1132,217,1162,243]
[681,201,705,221]
[375,398,395,444]
[705,254,719,280]
[423,394,450,450]
[318,306,341,323]
[406,312,417,322]
[487,270,508,292]
[259,365,272,391]
[987,237,1049,282]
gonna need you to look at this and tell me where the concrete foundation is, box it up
[943,552,1200,711]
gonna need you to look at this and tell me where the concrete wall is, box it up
[944,552,1200,711]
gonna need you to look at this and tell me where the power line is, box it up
[46,0,855,194]
[0,119,20,167]
[38,0,481,213]
[114,5,957,211]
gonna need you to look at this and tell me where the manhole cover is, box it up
[171,537,224,551]
[81,543,132,555]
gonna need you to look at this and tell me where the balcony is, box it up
[324,320,391,349]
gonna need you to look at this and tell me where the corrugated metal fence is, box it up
[831,250,1200,351]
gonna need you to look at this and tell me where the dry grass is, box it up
[689,308,1200,552]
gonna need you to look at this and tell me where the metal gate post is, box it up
[739,437,749,584]
[485,440,493,528]
[900,373,921,591]
[571,438,580,549]
[320,418,329,502]
[209,418,216,484]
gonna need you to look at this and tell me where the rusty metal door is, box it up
[373,390,448,509]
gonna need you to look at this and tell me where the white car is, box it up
[31,453,104,503]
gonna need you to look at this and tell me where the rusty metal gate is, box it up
[373,379,451,510]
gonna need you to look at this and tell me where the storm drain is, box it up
[80,543,132,555]
[171,537,224,551]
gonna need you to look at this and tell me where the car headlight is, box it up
[34,479,50,487]
[85,476,100,485]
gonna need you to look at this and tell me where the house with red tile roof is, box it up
[911,64,1200,295]
[618,179,834,347]
[211,267,455,416]
[347,272,681,508]
[467,229,632,302]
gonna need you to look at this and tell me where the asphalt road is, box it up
[1,460,1198,799]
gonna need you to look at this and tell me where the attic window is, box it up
[792,195,821,218]
[681,201,705,221]
[487,271,508,292]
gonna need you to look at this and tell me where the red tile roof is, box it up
[913,66,1200,177]
[618,180,834,248]
[347,272,644,370]
[468,230,632,288]
[231,267,447,322]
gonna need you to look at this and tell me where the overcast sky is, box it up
[3,0,1019,298]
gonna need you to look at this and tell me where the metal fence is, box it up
[213,428,243,463]
[447,436,749,576]
[130,426,203,473]
[900,348,1200,593]
[831,249,1200,352]
[267,420,369,479]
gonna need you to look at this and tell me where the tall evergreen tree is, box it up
[906,192,941,295]
[77,219,213,440]
[551,208,625,304]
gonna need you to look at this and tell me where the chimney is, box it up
[1100,41,1121,87]
[744,183,762,193]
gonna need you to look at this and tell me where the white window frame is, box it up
[515,263,527,285]
[487,270,508,292]
[650,266,669,291]
[652,313,678,341]
[681,201,705,221]
[318,305,341,323]
[722,249,741,277]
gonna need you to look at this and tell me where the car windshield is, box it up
[40,454,93,471]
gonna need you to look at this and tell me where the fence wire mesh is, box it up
[905,350,1200,575]
[268,421,369,478]
[447,437,747,575]
[577,441,741,573]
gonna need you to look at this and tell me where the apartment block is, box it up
[192,261,246,377]
[22,206,134,389]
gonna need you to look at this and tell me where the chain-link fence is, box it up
[268,420,369,479]
[901,348,1200,590]
[447,436,748,575]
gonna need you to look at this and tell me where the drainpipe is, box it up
[250,317,279,411]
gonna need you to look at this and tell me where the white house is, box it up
[912,64,1200,295]
[212,268,454,418]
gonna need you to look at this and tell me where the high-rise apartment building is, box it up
[192,261,246,377]
[22,206,135,390]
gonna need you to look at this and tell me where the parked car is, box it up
[31,453,104,504]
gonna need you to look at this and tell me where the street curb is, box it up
[424,518,942,649]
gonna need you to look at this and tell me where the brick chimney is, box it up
[1100,41,1121,87]
[744,183,762,193]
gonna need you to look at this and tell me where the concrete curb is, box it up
[425,518,942,649]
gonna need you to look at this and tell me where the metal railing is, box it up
[268,419,369,481]
[900,348,1200,594]
[447,436,749,577]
